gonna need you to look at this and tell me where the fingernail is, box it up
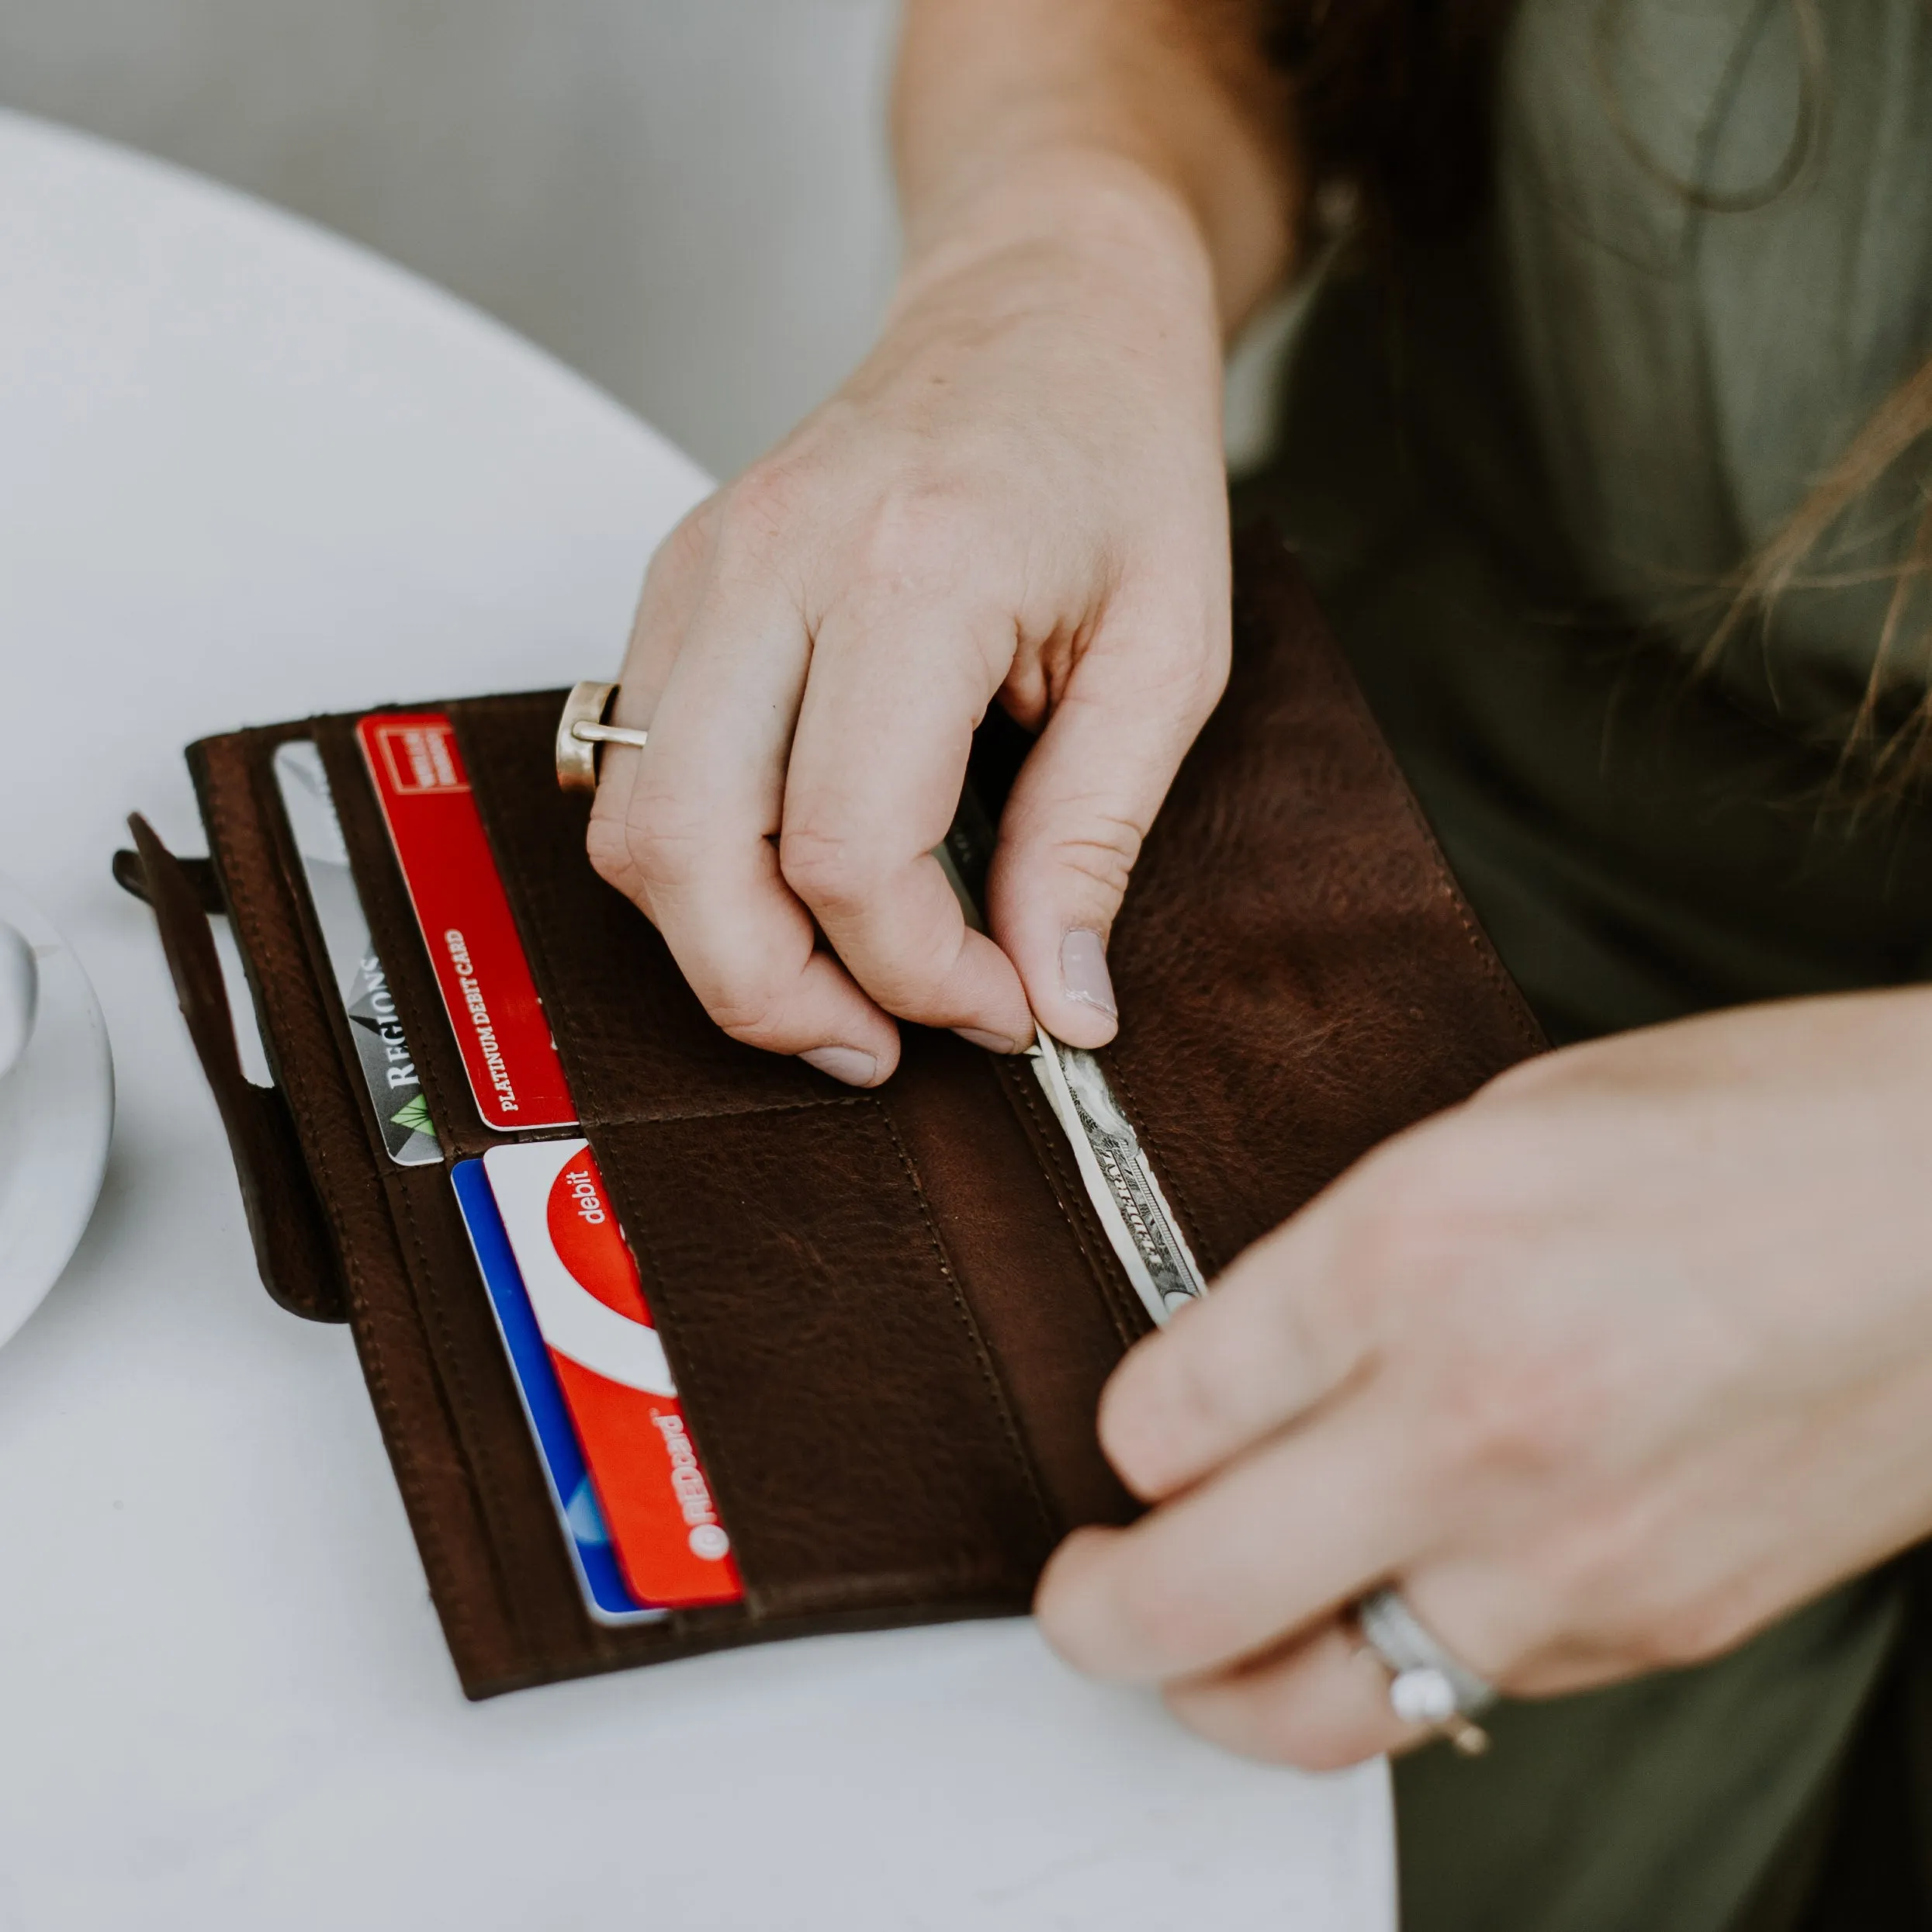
[1060,930,1117,1018]
[800,1045,878,1086]
[954,1027,1023,1054]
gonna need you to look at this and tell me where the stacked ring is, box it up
[1355,1587,1497,1757]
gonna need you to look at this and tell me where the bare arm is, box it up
[893,0,1300,334]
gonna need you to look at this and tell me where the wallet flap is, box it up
[125,814,347,1323]
[1100,528,1546,1276]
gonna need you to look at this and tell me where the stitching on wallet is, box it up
[208,764,347,1313]
[758,1558,1034,1619]
[879,1110,1058,1546]
[1304,595,1545,1058]
[500,885,865,1126]
[339,1236,480,1667]
[1005,1068,1144,1352]
[595,1158,754,1594]
[391,1179,542,1651]
[207,753,483,1665]
[1012,1072,1142,1349]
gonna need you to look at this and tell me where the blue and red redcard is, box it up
[470,1138,740,1612]
[358,712,739,1620]
[453,1141,741,1620]
[452,1156,657,1623]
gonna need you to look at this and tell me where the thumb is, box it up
[985,639,1222,1047]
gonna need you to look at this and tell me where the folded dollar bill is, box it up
[937,780,1206,1327]
[1028,1027,1206,1327]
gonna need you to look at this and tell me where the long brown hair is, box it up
[1264,0,1516,238]
[1268,0,1932,787]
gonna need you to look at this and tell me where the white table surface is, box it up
[0,111,1394,1932]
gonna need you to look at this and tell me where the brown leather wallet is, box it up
[121,527,1542,1699]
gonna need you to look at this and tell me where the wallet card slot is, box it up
[126,811,345,1322]
[1097,530,1545,1274]
[381,1158,754,1686]
[881,1028,1143,1536]
[380,1158,597,1667]
[304,715,505,1158]
[449,694,849,1127]
[584,1098,1058,1620]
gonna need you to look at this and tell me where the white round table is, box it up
[0,111,1393,1932]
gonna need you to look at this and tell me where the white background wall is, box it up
[0,0,903,478]
[0,1,1291,483]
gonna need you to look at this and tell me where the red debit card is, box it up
[358,713,576,1132]
[483,1137,742,1608]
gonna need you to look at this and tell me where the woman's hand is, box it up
[587,168,1232,1081]
[586,0,1296,1084]
[1035,989,1932,1767]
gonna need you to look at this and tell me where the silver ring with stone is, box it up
[1355,1586,1497,1757]
[556,680,650,792]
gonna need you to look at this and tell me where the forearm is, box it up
[892,0,1300,338]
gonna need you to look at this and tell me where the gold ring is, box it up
[556,680,649,792]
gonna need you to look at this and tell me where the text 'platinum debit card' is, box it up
[358,713,576,1134]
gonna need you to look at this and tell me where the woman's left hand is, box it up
[1035,989,1932,1767]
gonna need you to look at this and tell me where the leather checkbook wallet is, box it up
[120,527,1543,1699]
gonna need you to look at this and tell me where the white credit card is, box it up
[273,739,441,1165]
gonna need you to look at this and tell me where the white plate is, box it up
[0,876,114,1349]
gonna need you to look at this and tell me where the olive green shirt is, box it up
[1248,2,1932,1927]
